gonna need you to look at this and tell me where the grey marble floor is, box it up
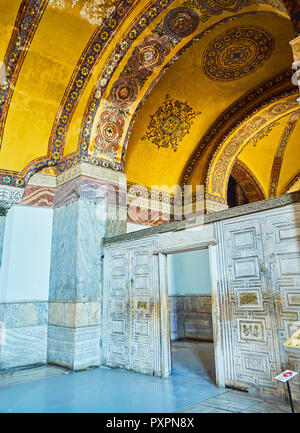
[0,340,298,413]
[175,389,299,413]
[0,364,69,389]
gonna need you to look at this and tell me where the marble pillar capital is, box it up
[0,185,24,210]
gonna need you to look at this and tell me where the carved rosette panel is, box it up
[103,237,159,376]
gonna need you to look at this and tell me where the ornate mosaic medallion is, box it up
[202,26,275,81]
[95,106,125,155]
[127,34,171,78]
[142,94,200,152]
[163,7,200,39]
[109,76,138,108]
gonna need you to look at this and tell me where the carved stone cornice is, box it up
[104,191,300,245]
[56,161,127,188]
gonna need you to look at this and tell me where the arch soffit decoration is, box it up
[206,94,300,203]
[80,4,291,173]
[180,69,296,188]
[0,0,141,187]
[230,159,266,201]
[0,0,293,188]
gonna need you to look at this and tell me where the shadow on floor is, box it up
[171,339,216,383]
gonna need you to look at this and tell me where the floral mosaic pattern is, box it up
[95,105,126,155]
[202,26,275,81]
[141,94,200,152]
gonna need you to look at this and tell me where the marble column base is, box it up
[47,301,101,370]
[47,325,101,370]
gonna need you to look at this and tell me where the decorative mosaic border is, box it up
[48,0,138,164]
[284,171,300,193]
[59,0,174,173]
[0,3,292,189]
[268,110,300,197]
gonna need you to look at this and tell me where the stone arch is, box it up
[206,94,300,205]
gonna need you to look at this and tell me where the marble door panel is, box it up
[222,218,281,391]
[103,248,130,369]
[129,239,159,375]
[265,208,300,396]
[103,237,160,375]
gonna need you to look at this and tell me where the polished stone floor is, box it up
[0,341,297,413]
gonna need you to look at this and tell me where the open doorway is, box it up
[167,248,216,384]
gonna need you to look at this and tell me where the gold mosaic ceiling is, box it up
[0,0,299,203]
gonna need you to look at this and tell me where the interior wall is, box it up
[0,215,6,268]
[0,205,53,369]
[0,205,53,302]
[127,222,152,233]
[168,250,211,296]
[168,249,213,342]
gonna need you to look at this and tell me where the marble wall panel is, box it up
[49,201,78,302]
[0,325,47,369]
[21,185,55,207]
[48,302,100,328]
[168,296,213,342]
[0,302,49,369]
[76,200,106,301]
[0,302,48,328]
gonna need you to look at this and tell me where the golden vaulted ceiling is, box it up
[0,0,299,208]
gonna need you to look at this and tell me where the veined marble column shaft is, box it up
[47,163,127,371]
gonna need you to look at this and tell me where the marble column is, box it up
[47,162,127,371]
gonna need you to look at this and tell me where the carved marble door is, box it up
[265,207,300,392]
[103,237,161,376]
[102,245,130,369]
[221,217,282,392]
